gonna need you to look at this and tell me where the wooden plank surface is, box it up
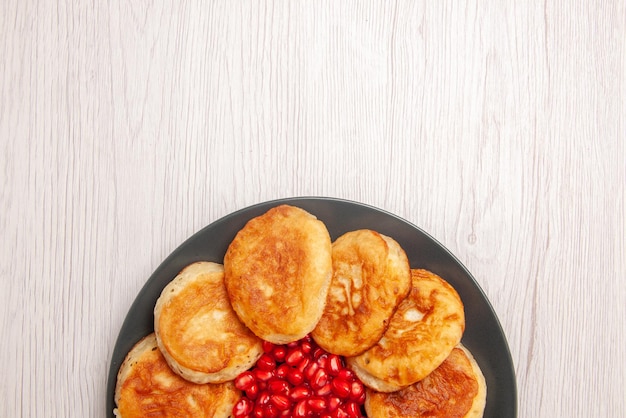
[1,1,624,416]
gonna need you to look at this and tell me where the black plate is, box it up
[106,197,517,417]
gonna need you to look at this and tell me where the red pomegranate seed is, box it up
[253,404,264,418]
[270,394,291,411]
[349,380,364,401]
[257,353,276,371]
[307,396,327,413]
[285,348,305,366]
[255,369,274,382]
[263,341,275,353]
[327,355,343,376]
[274,363,290,379]
[296,357,311,373]
[286,368,304,386]
[294,400,309,418]
[327,396,342,412]
[312,347,325,359]
[315,383,332,397]
[267,378,290,395]
[235,371,256,391]
[332,407,350,418]
[258,391,272,406]
[304,361,320,380]
[344,401,361,418]
[311,368,329,389]
[289,385,312,401]
[301,340,313,354]
[316,353,329,369]
[246,382,259,400]
[272,346,287,361]
[337,369,354,381]
[264,404,279,418]
[233,398,253,417]
[331,378,351,398]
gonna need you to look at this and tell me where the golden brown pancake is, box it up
[224,204,332,344]
[364,344,487,418]
[154,261,263,384]
[312,229,411,356]
[347,269,465,392]
[114,333,241,418]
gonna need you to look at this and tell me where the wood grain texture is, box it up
[1,0,624,416]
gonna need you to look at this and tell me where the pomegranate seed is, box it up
[285,348,305,366]
[275,363,290,379]
[267,378,290,395]
[233,398,254,417]
[264,404,279,418]
[315,383,332,397]
[327,355,343,376]
[327,396,342,412]
[349,380,364,401]
[293,400,309,418]
[301,340,313,354]
[286,368,304,386]
[246,382,259,400]
[289,385,312,401]
[270,394,291,411]
[263,341,275,353]
[357,391,366,404]
[344,401,361,417]
[307,396,327,412]
[272,346,287,361]
[253,404,264,418]
[312,347,325,359]
[304,361,320,380]
[332,407,350,418]
[259,391,273,406]
[235,371,256,391]
[311,368,329,389]
[316,353,329,369]
[331,378,351,398]
[255,369,274,382]
[296,357,311,373]
[257,353,276,371]
[337,369,354,381]
[287,341,299,348]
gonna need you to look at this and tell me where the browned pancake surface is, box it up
[224,204,332,344]
[154,262,263,383]
[312,229,411,356]
[347,269,465,391]
[364,345,486,418]
[114,333,240,418]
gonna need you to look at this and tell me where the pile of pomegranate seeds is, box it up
[233,335,366,418]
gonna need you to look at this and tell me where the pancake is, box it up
[154,261,263,384]
[347,269,465,392]
[224,204,332,344]
[114,333,241,418]
[312,229,411,356]
[364,344,487,418]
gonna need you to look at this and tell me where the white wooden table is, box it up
[1,1,624,416]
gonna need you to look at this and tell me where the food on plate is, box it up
[114,333,241,418]
[364,344,486,418]
[231,335,367,418]
[347,269,465,392]
[312,229,411,356]
[114,204,487,418]
[154,261,263,384]
[224,204,332,344]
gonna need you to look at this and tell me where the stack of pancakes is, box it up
[114,204,486,417]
